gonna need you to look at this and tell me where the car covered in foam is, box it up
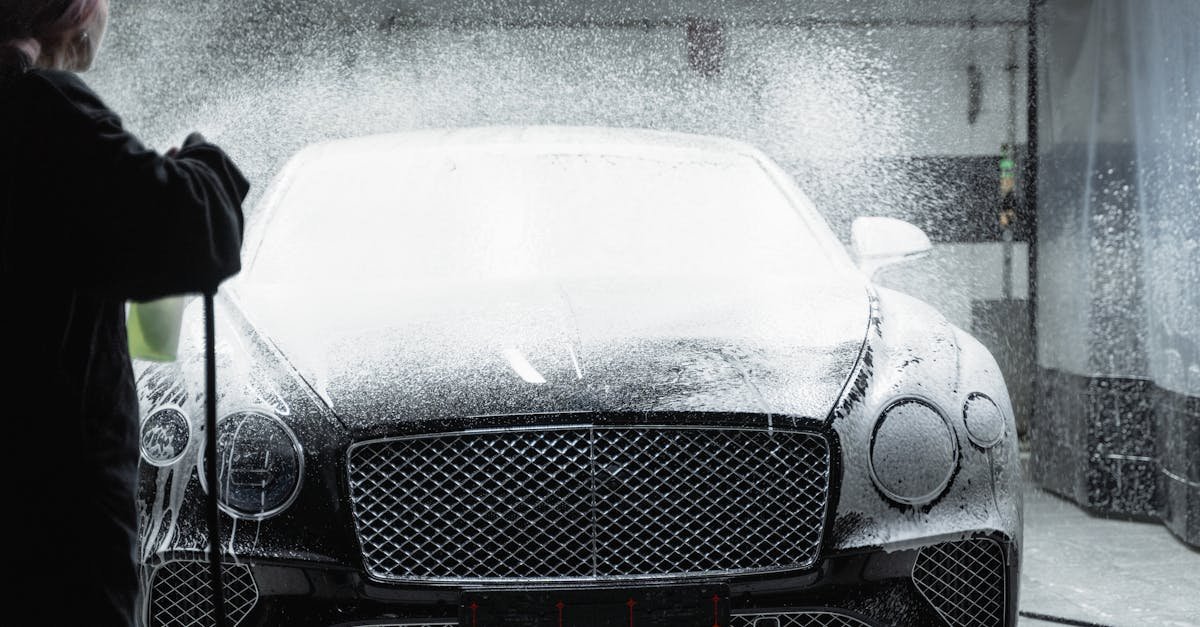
[135,126,1021,627]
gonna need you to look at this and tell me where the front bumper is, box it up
[143,532,1017,627]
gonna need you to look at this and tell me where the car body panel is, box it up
[235,276,869,434]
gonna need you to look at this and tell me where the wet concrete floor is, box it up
[1019,476,1200,626]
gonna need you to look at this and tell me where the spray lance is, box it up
[129,291,229,627]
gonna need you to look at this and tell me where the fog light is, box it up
[869,398,959,505]
[140,407,191,466]
[962,393,1005,448]
[200,411,303,520]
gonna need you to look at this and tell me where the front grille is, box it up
[731,611,874,626]
[348,426,830,582]
[148,560,258,627]
[912,538,1007,627]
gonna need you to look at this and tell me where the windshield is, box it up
[246,146,847,284]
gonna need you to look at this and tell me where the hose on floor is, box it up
[1019,610,1114,627]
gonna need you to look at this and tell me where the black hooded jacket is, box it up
[0,66,247,625]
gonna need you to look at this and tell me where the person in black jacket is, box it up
[0,1,248,624]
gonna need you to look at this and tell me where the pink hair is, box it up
[3,0,103,66]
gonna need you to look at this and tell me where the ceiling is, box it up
[351,0,1029,26]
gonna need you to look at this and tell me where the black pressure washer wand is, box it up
[203,291,229,627]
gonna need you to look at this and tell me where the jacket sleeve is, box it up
[32,72,250,301]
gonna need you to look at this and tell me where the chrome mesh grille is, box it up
[912,538,1007,627]
[731,611,873,626]
[148,560,258,627]
[348,426,830,582]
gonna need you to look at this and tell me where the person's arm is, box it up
[33,71,249,301]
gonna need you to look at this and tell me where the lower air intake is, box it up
[148,560,258,627]
[345,623,456,627]
[912,538,1007,627]
[731,611,874,626]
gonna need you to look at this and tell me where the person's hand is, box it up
[183,132,207,148]
[165,133,206,159]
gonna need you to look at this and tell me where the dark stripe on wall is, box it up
[1031,368,1199,547]
[881,155,1033,244]
[1156,386,1200,546]
[800,154,1032,244]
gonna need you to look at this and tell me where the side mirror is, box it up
[851,216,932,278]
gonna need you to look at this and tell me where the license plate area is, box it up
[460,584,730,627]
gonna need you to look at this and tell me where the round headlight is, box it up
[962,393,1005,448]
[201,411,303,520]
[869,398,959,505]
[140,407,191,466]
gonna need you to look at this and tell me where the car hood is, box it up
[236,275,869,433]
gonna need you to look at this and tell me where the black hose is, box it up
[1018,610,1114,627]
[203,292,229,627]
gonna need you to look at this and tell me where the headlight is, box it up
[140,407,191,466]
[868,398,959,505]
[201,410,303,520]
[962,393,1005,448]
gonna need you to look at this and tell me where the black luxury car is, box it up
[134,126,1022,627]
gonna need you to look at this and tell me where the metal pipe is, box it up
[1003,26,1020,299]
[1026,0,1041,373]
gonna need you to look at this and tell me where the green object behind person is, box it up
[127,296,186,362]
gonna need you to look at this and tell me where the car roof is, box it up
[292,125,765,163]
